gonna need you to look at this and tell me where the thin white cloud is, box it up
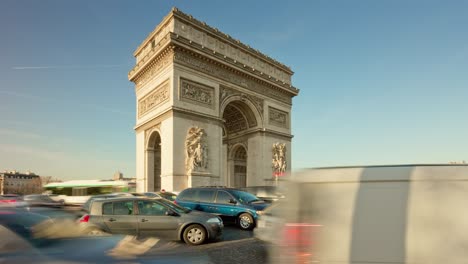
[0,90,132,116]
[12,64,127,70]
[0,128,42,139]
[0,143,69,161]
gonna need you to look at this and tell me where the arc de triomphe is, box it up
[128,8,299,192]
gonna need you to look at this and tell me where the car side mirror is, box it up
[165,210,179,217]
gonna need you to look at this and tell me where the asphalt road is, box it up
[146,225,269,264]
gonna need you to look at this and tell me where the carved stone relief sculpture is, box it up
[138,81,170,118]
[185,127,208,174]
[268,106,288,128]
[272,143,287,176]
[180,78,214,108]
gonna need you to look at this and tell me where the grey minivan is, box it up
[78,197,223,245]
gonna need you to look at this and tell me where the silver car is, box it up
[79,197,223,245]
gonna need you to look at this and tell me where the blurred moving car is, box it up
[0,208,205,263]
[0,194,28,208]
[261,165,468,264]
[23,194,64,208]
[79,197,223,245]
[239,186,285,203]
[175,187,269,230]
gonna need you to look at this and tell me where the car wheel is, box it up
[183,224,206,245]
[238,213,254,230]
[85,228,107,236]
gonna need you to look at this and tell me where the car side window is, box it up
[197,190,215,203]
[112,201,134,215]
[215,191,234,204]
[137,201,167,216]
[178,189,195,201]
[103,202,113,215]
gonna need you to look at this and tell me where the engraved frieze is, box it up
[174,50,292,104]
[172,15,292,84]
[269,106,288,128]
[180,78,214,108]
[138,81,170,118]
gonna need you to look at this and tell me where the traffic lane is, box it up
[144,224,255,252]
[220,223,254,241]
[145,237,268,264]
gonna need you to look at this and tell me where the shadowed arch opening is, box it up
[222,100,258,136]
[147,131,161,191]
[222,99,257,188]
[230,145,247,188]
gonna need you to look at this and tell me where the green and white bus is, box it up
[44,180,136,205]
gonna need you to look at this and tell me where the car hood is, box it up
[249,202,270,211]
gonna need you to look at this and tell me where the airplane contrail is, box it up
[12,64,127,70]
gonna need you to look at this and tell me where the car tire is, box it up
[85,228,107,236]
[183,224,206,245]
[238,213,254,230]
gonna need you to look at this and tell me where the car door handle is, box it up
[141,219,149,222]
[108,218,116,222]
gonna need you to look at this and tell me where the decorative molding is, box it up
[185,127,208,174]
[145,124,161,150]
[179,78,215,108]
[171,8,293,83]
[226,140,248,152]
[272,142,287,176]
[268,106,289,128]
[220,85,264,117]
[138,80,170,118]
[174,48,292,105]
[130,45,174,89]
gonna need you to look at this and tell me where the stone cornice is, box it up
[172,44,296,104]
[223,127,293,142]
[134,106,224,131]
[170,8,293,74]
[128,37,173,84]
[170,33,298,93]
[131,7,297,88]
[133,10,174,57]
[129,33,299,103]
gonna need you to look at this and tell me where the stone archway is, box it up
[147,131,161,191]
[222,100,259,187]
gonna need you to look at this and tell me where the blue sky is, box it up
[1,0,467,180]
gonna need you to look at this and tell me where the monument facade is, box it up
[129,8,299,192]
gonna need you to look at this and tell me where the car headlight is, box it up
[256,210,264,215]
[207,218,221,223]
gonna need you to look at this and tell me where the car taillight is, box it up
[0,200,16,203]
[79,214,90,223]
[281,223,322,264]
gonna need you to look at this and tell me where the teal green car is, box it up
[175,187,269,230]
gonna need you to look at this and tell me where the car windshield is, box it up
[158,199,191,214]
[230,190,262,204]
[159,192,177,201]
